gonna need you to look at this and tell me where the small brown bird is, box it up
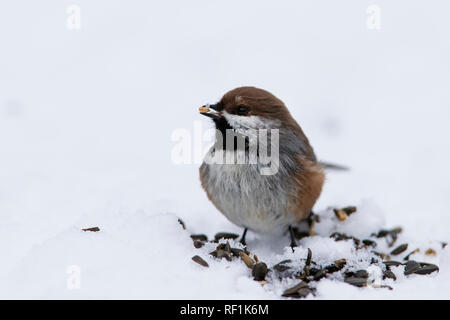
[199,87,336,247]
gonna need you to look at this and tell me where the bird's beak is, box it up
[199,104,222,120]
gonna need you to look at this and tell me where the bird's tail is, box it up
[318,161,349,171]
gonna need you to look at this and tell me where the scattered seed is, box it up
[191,234,208,242]
[362,239,377,248]
[308,267,321,277]
[224,241,231,253]
[82,227,100,232]
[313,269,328,281]
[214,232,239,241]
[216,243,225,250]
[185,216,441,298]
[330,233,360,246]
[342,206,357,216]
[404,261,421,275]
[333,209,348,221]
[375,230,389,238]
[414,263,439,275]
[442,242,448,249]
[230,248,244,257]
[344,276,367,287]
[282,281,313,298]
[391,243,408,256]
[193,240,204,248]
[383,269,397,281]
[325,259,347,273]
[355,270,369,279]
[178,219,186,230]
[252,262,268,281]
[383,260,402,268]
[273,260,292,273]
[216,249,232,261]
[239,252,255,269]
[371,284,393,290]
[375,227,402,238]
[192,255,209,268]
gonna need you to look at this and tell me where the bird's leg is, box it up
[289,226,298,251]
[239,228,248,246]
[307,211,316,236]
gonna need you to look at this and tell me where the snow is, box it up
[1,0,450,299]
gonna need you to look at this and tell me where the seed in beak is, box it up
[199,106,210,113]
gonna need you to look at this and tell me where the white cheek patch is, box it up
[223,111,281,130]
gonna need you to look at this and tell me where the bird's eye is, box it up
[236,106,249,116]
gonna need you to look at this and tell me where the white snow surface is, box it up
[0,1,449,299]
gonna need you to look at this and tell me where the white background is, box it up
[0,1,449,299]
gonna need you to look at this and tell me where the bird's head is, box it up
[199,87,299,133]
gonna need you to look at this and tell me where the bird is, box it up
[199,86,341,248]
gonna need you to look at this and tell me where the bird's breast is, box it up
[199,153,298,234]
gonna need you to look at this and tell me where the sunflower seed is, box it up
[82,227,100,232]
[342,206,357,215]
[273,260,292,273]
[383,269,397,281]
[375,227,402,238]
[239,252,255,269]
[192,255,209,268]
[390,243,408,255]
[313,269,328,281]
[216,249,232,261]
[414,263,439,275]
[230,248,244,257]
[282,281,313,298]
[383,260,402,267]
[425,248,437,256]
[344,276,367,287]
[193,240,204,248]
[355,270,369,279]
[214,232,239,241]
[177,219,186,230]
[371,284,393,290]
[362,239,377,247]
[252,262,268,281]
[333,209,348,221]
[325,259,347,273]
[404,261,421,275]
[190,234,208,242]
